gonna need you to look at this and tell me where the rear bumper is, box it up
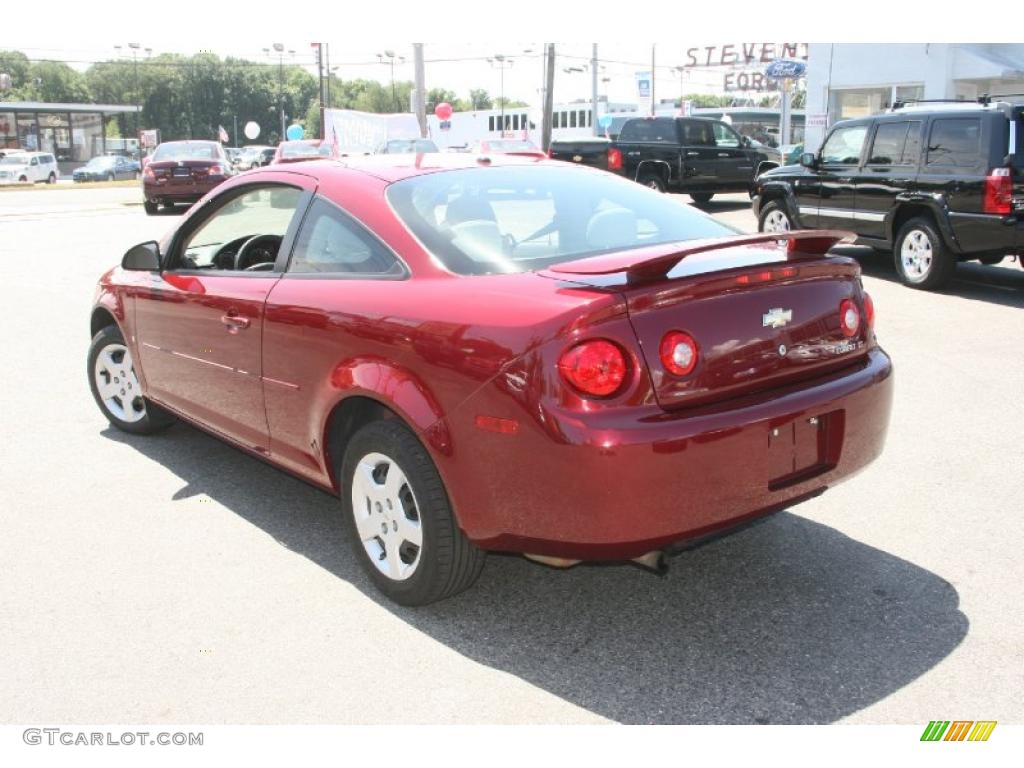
[441,347,894,560]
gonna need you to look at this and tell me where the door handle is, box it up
[717,152,731,157]
[686,151,700,157]
[220,313,251,331]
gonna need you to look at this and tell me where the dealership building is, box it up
[804,44,1024,149]
[0,101,140,172]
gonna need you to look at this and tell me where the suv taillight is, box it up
[142,165,155,180]
[607,147,623,170]
[557,339,628,397]
[983,167,1012,215]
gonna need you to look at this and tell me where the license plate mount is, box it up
[767,410,844,491]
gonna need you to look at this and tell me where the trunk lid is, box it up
[543,232,873,410]
[148,159,221,184]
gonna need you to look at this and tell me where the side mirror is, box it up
[800,152,818,169]
[122,241,161,271]
[741,135,751,147]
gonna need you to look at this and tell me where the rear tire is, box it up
[88,325,176,435]
[690,192,714,205]
[894,216,956,290]
[47,172,56,184]
[106,172,114,182]
[638,173,666,193]
[340,420,485,606]
[143,200,158,215]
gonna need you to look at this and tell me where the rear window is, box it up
[926,118,981,167]
[153,142,219,161]
[282,142,330,158]
[619,118,678,143]
[386,165,737,276]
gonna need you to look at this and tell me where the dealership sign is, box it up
[677,42,808,93]
[765,58,807,80]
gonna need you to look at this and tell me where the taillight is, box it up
[839,299,860,338]
[558,339,628,397]
[983,167,1012,214]
[546,147,553,159]
[659,331,698,376]
[607,147,623,170]
[863,292,875,329]
[209,164,226,175]
[143,165,155,180]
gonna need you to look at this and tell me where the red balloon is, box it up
[434,102,453,120]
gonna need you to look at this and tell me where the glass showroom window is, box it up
[17,113,39,151]
[0,112,16,149]
[71,113,104,162]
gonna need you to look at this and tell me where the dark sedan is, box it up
[141,141,233,215]
[73,155,140,182]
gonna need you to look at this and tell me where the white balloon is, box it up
[244,121,260,140]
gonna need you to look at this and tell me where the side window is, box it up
[926,118,981,167]
[868,122,910,165]
[30,156,39,166]
[681,121,715,147]
[175,185,302,271]
[620,118,678,143]
[712,122,741,148]
[288,198,404,277]
[820,125,868,165]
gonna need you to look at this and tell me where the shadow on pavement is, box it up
[834,246,1024,309]
[104,423,968,724]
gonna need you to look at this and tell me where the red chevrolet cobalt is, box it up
[89,154,893,605]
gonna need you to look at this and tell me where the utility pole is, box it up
[488,54,514,135]
[325,44,331,108]
[650,44,656,116]
[313,42,324,139]
[591,43,599,137]
[413,43,427,137]
[542,43,555,152]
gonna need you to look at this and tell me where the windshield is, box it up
[152,142,219,161]
[387,165,737,276]
[386,139,438,154]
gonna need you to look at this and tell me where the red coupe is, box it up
[90,154,893,605]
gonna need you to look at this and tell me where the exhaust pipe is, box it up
[523,554,582,569]
[631,550,669,576]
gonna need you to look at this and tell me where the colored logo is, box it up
[920,721,997,742]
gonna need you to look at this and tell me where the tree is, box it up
[468,89,492,110]
[494,97,528,109]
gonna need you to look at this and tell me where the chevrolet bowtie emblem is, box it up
[762,308,793,328]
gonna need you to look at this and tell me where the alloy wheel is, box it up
[350,451,423,581]
[93,343,146,423]
[900,229,933,281]
[763,209,791,233]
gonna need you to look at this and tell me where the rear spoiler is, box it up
[547,230,855,282]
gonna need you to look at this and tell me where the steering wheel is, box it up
[210,235,250,270]
[234,234,282,271]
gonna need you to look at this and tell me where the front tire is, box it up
[143,200,158,215]
[88,325,175,435]
[758,199,793,233]
[341,420,485,606]
[689,192,714,205]
[894,216,955,290]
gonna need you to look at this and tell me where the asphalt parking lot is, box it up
[0,186,1021,725]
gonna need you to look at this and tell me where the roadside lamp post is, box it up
[264,43,294,142]
[376,51,405,112]
[487,54,514,135]
[115,43,149,156]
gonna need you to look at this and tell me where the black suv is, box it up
[752,99,1024,289]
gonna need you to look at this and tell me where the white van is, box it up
[0,152,59,185]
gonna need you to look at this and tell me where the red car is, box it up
[142,140,232,215]
[90,154,893,605]
[477,138,546,158]
[273,139,333,165]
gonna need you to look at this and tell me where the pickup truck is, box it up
[549,116,781,204]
